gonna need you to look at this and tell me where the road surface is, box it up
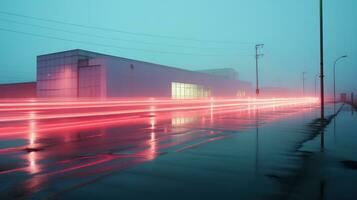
[1,97,339,199]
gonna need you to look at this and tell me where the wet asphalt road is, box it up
[0,98,336,199]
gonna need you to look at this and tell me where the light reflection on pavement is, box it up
[0,97,318,199]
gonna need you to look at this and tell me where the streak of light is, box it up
[27,111,40,174]
[0,97,318,123]
[0,97,318,140]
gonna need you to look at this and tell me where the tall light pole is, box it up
[315,74,319,97]
[333,55,347,113]
[255,44,264,96]
[302,72,306,97]
[319,0,325,120]
[319,0,325,150]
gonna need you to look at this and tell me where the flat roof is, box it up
[0,81,36,86]
[37,49,239,79]
[37,49,250,84]
[38,49,206,73]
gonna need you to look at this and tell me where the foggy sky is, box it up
[0,0,356,95]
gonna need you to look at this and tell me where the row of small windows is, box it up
[171,82,211,99]
[236,90,246,97]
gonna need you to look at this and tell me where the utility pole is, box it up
[302,72,306,97]
[320,0,325,120]
[319,0,325,151]
[314,74,319,97]
[255,44,264,96]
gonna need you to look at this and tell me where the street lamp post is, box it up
[333,55,347,113]
[255,44,264,96]
[319,0,325,150]
[319,0,325,121]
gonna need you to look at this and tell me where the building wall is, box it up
[104,57,172,97]
[37,49,252,98]
[102,56,251,98]
[37,50,100,98]
[0,82,36,98]
[79,58,106,97]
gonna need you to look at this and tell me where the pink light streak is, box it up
[0,97,318,122]
[0,97,318,138]
[0,96,319,194]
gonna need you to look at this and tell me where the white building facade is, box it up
[37,49,252,98]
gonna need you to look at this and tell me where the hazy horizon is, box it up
[0,0,356,95]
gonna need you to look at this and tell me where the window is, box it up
[236,90,246,97]
[171,82,211,99]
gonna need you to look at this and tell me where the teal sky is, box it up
[0,0,356,95]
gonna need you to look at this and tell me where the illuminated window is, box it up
[236,90,246,97]
[171,82,211,99]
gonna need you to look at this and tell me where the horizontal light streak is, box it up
[0,97,318,140]
[0,97,317,122]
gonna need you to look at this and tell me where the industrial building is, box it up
[0,82,36,98]
[36,49,251,98]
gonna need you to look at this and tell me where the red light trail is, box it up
[0,97,317,121]
[0,97,319,197]
[0,97,317,137]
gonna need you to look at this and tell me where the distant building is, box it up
[340,93,347,102]
[0,82,36,98]
[196,68,239,80]
[37,49,252,98]
[259,87,295,97]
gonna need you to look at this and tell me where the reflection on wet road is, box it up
[295,103,357,200]
[0,97,318,199]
